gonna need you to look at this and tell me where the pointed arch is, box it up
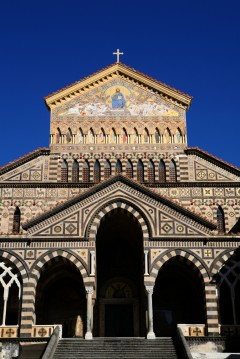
[159,160,166,182]
[143,128,149,143]
[137,159,144,182]
[104,159,111,179]
[86,200,151,240]
[169,160,177,182]
[72,160,79,182]
[149,249,209,284]
[216,252,240,325]
[0,261,22,326]
[66,128,72,143]
[126,160,133,178]
[175,127,182,144]
[13,207,21,234]
[61,160,68,182]
[88,128,95,144]
[164,128,171,144]
[82,160,90,182]
[217,206,225,233]
[78,128,84,144]
[154,128,160,144]
[98,128,106,144]
[110,128,117,144]
[133,127,139,144]
[94,160,101,183]
[115,159,122,175]
[56,127,61,144]
[152,254,207,335]
[147,160,155,182]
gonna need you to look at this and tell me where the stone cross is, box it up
[113,49,123,63]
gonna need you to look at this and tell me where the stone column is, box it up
[20,279,36,337]
[85,286,94,340]
[205,279,220,336]
[144,250,149,275]
[146,286,156,339]
[90,251,95,276]
[2,287,9,326]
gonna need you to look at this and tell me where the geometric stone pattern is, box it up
[0,62,240,339]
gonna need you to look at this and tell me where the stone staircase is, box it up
[19,343,47,359]
[53,337,179,359]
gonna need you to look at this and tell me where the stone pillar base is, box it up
[147,331,156,339]
[85,331,93,340]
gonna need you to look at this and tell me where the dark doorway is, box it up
[105,304,134,337]
[96,207,145,337]
[153,256,205,336]
[35,257,86,337]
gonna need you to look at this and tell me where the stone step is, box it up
[53,338,178,359]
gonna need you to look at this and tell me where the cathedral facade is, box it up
[0,62,240,341]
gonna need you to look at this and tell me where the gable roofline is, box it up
[185,147,240,176]
[22,174,216,231]
[44,62,193,110]
[0,148,50,175]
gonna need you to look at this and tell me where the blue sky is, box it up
[0,0,240,167]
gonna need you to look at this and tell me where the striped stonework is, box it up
[211,250,235,276]
[148,249,209,287]
[146,249,220,335]
[31,249,90,284]
[205,280,220,336]
[0,251,28,281]
[20,249,93,337]
[86,200,150,240]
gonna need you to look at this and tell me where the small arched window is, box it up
[122,128,128,144]
[56,128,61,144]
[82,160,90,182]
[115,160,122,175]
[137,160,144,182]
[143,128,149,143]
[133,128,138,144]
[104,160,111,179]
[72,160,79,182]
[94,160,101,183]
[159,160,166,182]
[169,160,177,182]
[66,128,72,143]
[13,207,21,234]
[154,128,160,144]
[78,128,84,144]
[61,160,68,182]
[148,160,155,182]
[126,160,133,178]
[217,206,225,233]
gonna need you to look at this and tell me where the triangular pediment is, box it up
[45,63,192,112]
[186,148,240,181]
[0,149,49,182]
[23,175,216,238]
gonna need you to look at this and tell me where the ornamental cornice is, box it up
[45,63,192,110]
[23,176,216,235]
[0,181,240,189]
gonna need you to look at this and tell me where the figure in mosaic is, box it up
[111,88,126,109]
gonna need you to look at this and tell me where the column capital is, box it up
[145,286,154,294]
[85,286,94,294]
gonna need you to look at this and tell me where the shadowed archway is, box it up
[96,208,146,337]
[35,257,86,338]
[153,256,206,336]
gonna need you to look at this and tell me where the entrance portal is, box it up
[35,257,86,337]
[105,304,134,337]
[153,256,206,336]
[96,208,145,337]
